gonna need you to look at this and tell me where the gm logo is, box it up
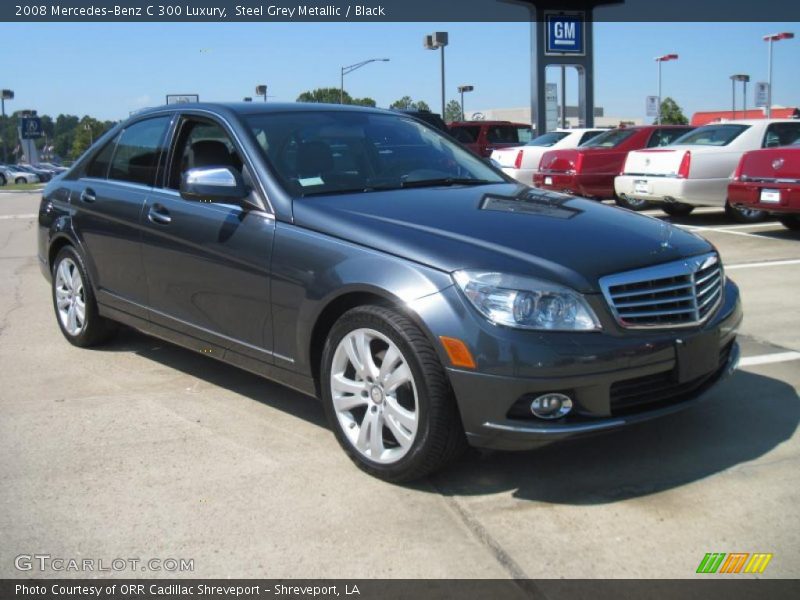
[696,552,773,574]
[545,12,585,55]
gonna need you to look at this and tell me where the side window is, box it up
[763,123,800,148]
[167,119,245,190]
[579,130,603,144]
[108,117,171,186]
[450,127,480,143]
[85,134,119,179]
[647,129,688,147]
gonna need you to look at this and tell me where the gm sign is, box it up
[545,12,585,56]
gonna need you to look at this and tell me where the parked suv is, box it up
[39,103,741,481]
[449,120,533,157]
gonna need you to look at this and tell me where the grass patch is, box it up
[0,183,44,192]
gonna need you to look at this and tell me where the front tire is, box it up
[725,201,768,224]
[15,177,26,185]
[51,246,117,347]
[661,202,695,217]
[778,215,800,231]
[320,305,466,482]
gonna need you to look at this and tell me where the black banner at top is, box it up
[3,0,800,22]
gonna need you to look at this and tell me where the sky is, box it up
[0,21,798,122]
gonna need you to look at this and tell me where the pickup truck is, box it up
[448,120,533,158]
[615,119,800,222]
[728,142,800,230]
[533,125,693,210]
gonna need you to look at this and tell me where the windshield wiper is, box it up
[399,177,498,189]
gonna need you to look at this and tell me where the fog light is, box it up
[530,393,573,420]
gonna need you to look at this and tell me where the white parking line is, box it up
[727,259,800,270]
[0,213,37,220]
[679,225,769,239]
[739,351,800,367]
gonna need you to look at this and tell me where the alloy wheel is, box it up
[330,328,418,464]
[54,258,86,336]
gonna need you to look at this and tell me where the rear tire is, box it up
[51,246,117,347]
[725,201,768,224]
[615,196,650,211]
[320,305,466,482]
[661,202,695,217]
[0,173,6,186]
[15,177,26,185]
[778,215,800,231]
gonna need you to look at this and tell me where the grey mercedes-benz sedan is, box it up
[38,103,742,481]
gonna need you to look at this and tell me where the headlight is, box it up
[453,270,601,331]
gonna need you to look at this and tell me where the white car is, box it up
[491,128,605,185]
[0,166,40,185]
[615,119,800,222]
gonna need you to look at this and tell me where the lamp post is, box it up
[339,58,389,104]
[654,54,678,125]
[763,32,794,117]
[255,85,267,103]
[729,74,750,119]
[457,85,474,121]
[424,32,449,118]
[1,89,13,163]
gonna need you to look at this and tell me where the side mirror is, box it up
[180,167,248,204]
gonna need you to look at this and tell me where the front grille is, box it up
[609,340,734,416]
[600,252,723,328]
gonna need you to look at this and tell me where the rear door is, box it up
[139,114,276,362]
[71,115,173,318]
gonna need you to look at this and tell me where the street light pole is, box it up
[457,85,474,121]
[730,74,750,120]
[424,32,449,118]
[763,32,794,118]
[654,54,678,125]
[339,58,390,104]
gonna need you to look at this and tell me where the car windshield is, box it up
[579,128,636,148]
[526,132,570,147]
[671,124,750,146]
[245,111,506,197]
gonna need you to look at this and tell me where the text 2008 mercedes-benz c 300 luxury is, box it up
[38,104,742,481]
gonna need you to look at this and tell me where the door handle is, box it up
[147,204,172,225]
[80,188,96,203]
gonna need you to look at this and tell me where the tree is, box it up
[444,99,463,123]
[659,97,688,125]
[296,87,375,107]
[70,116,108,159]
[390,97,432,111]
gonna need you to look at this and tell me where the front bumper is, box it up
[729,181,800,213]
[411,280,742,451]
[614,175,729,207]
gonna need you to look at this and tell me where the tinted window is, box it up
[450,126,480,143]
[579,130,603,144]
[526,132,569,147]
[646,128,693,147]
[671,124,749,146]
[580,128,636,148]
[85,134,119,179]
[109,117,171,186]
[763,122,800,148]
[486,125,531,144]
[245,111,504,197]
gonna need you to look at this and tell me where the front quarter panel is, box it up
[38,181,78,281]
[270,222,453,374]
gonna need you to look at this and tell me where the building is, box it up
[691,107,800,126]
[466,105,643,129]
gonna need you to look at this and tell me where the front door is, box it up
[139,116,276,363]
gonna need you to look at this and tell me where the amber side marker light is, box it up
[439,336,477,369]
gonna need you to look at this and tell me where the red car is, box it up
[533,125,694,209]
[448,120,533,158]
[729,142,800,230]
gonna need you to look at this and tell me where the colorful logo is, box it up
[696,553,773,574]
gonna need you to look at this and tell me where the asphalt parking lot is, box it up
[0,192,798,579]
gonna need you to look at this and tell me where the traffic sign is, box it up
[545,82,559,132]
[755,82,769,108]
[545,12,585,55]
[646,96,659,117]
[20,117,42,139]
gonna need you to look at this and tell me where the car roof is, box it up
[449,120,530,127]
[697,118,799,126]
[131,101,396,120]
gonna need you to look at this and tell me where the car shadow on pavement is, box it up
[431,370,798,504]
[102,326,329,429]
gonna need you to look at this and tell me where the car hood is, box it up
[292,183,713,293]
